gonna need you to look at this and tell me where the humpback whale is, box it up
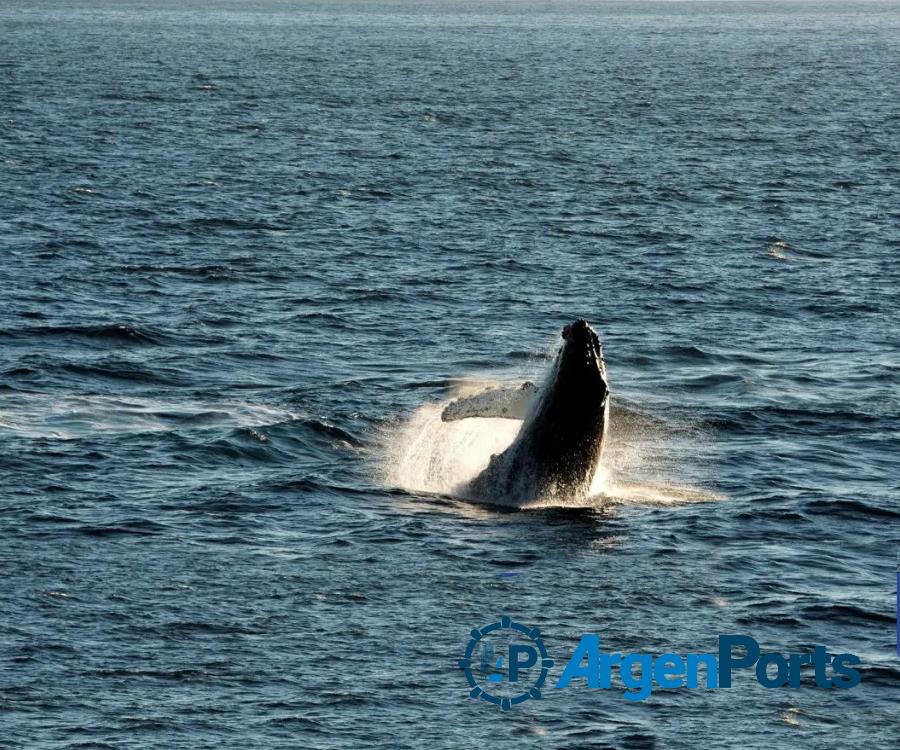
[444,320,610,504]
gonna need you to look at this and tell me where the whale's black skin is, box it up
[467,319,610,503]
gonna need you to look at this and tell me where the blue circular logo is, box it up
[458,615,553,711]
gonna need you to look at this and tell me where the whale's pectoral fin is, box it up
[441,382,537,422]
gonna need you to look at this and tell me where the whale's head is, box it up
[559,319,608,392]
[561,318,603,368]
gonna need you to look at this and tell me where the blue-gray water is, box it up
[2,1,899,747]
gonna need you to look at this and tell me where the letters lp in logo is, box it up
[458,615,553,711]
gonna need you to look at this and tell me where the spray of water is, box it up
[381,382,522,497]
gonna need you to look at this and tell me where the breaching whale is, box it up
[443,319,610,504]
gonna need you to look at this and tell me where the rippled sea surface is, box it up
[2,1,899,747]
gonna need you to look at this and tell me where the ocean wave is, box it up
[8,324,166,346]
[0,393,299,439]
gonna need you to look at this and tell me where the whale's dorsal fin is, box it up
[441,382,537,422]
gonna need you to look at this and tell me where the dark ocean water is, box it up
[2,1,899,747]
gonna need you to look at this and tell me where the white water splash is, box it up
[382,401,521,497]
